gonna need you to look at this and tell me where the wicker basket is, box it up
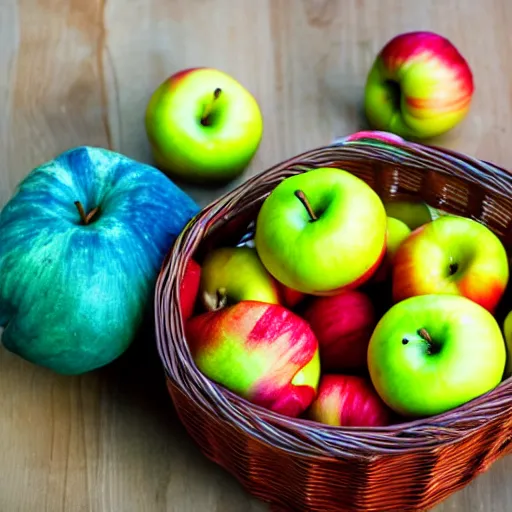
[154,131,512,512]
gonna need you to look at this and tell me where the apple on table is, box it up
[0,146,199,375]
[255,167,387,295]
[145,67,263,185]
[368,294,506,417]
[364,31,474,139]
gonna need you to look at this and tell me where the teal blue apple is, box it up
[0,146,198,374]
[368,294,506,417]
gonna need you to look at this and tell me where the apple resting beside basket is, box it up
[155,130,512,512]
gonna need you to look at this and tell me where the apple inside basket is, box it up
[155,131,512,512]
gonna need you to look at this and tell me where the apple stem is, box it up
[203,288,228,311]
[74,201,99,225]
[201,88,222,126]
[294,190,317,221]
[418,328,432,344]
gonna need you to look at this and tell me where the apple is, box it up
[364,31,474,139]
[180,259,202,320]
[199,246,281,311]
[368,294,506,417]
[186,301,320,417]
[145,67,263,185]
[373,216,412,282]
[0,146,199,374]
[384,199,433,230]
[278,283,306,309]
[308,375,392,427]
[302,290,376,371]
[393,216,509,312]
[255,167,387,295]
[504,311,512,377]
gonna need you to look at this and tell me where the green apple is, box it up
[255,168,387,295]
[504,311,512,377]
[145,67,263,185]
[372,216,411,283]
[384,199,433,230]
[387,217,411,260]
[368,294,506,417]
[200,246,281,311]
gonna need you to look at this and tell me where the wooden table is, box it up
[1,1,511,510]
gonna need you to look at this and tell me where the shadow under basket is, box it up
[154,131,512,512]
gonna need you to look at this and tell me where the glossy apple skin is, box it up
[368,294,506,417]
[0,147,199,375]
[145,67,263,184]
[504,311,512,377]
[255,167,387,295]
[199,246,281,311]
[384,199,433,230]
[185,301,320,417]
[308,375,392,427]
[303,290,376,371]
[373,216,411,283]
[393,216,509,312]
[180,259,202,320]
[365,31,474,139]
[278,283,306,308]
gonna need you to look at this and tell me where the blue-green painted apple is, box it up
[368,294,506,417]
[0,147,198,374]
[255,168,387,295]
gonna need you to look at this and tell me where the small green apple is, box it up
[199,246,281,311]
[386,217,411,260]
[255,167,387,295]
[368,294,506,417]
[145,67,263,185]
[384,200,433,230]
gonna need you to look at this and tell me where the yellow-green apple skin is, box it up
[384,199,433,230]
[393,216,509,313]
[186,301,320,417]
[254,167,387,295]
[199,246,281,311]
[504,311,512,377]
[368,295,506,417]
[145,67,263,185]
[364,31,474,139]
[373,216,411,282]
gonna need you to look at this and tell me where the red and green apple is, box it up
[308,374,392,427]
[186,301,320,417]
[364,31,474,139]
[368,294,506,417]
[145,67,263,184]
[302,290,376,371]
[255,167,387,295]
[393,216,509,312]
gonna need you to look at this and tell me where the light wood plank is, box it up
[0,0,511,510]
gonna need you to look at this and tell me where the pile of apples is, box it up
[179,166,512,428]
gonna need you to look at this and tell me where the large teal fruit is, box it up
[0,146,198,374]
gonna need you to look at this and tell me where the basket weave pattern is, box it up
[155,134,512,512]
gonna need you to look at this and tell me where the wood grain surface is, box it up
[0,0,511,510]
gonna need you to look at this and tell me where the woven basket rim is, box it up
[155,132,512,459]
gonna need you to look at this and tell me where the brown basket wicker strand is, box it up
[154,130,512,512]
